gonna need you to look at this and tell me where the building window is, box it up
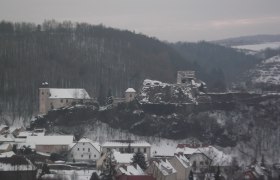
[61,99,63,103]
[138,148,140,152]
[94,155,96,158]
[83,143,85,145]
[81,155,83,158]
[130,94,132,97]
[66,99,68,103]
[89,155,91,159]
[71,154,73,157]
[83,148,85,151]
[131,148,134,152]
[144,148,146,153]
[88,148,90,152]
[42,92,44,95]
[200,161,204,165]
[77,148,79,151]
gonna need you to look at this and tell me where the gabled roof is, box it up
[174,154,190,168]
[0,143,12,150]
[153,159,176,176]
[125,88,136,93]
[0,151,15,158]
[26,135,74,145]
[176,145,232,166]
[49,88,90,99]
[70,138,100,152]
[119,164,145,175]
[102,141,151,148]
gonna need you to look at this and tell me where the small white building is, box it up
[102,140,151,159]
[39,87,91,114]
[125,88,137,102]
[68,138,100,163]
[26,135,74,154]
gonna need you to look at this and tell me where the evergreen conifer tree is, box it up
[189,170,194,180]
[132,152,147,170]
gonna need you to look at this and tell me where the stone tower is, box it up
[177,71,195,84]
[39,82,50,114]
[125,88,136,102]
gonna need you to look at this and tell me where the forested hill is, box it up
[171,42,260,91]
[0,20,190,121]
[0,20,260,123]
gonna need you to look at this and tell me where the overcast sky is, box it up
[1,0,280,42]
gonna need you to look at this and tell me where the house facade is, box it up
[26,135,74,153]
[68,138,100,163]
[39,86,91,114]
[102,140,151,159]
[169,154,191,180]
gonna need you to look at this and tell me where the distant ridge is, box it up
[212,34,280,46]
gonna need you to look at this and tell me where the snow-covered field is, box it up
[232,41,280,51]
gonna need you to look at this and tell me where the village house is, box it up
[175,143,232,179]
[116,164,156,180]
[26,135,74,153]
[67,137,100,163]
[169,154,191,180]
[39,83,91,114]
[146,159,177,180]
[101,140,151,159]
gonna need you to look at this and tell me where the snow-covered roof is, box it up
[49,88,90,99]
[125,88,136,93]
[175,154,190,168]
[0,143,11,150]
[76,138,100,152]
[0,134,15,142]
[17,131,45,138]
[119,164,145,175]
[176,145,232,166]
[102,141,151,148]
[26,135,74,145]
[112,150,133,164]
[0,151,15,158]
[153,159,177,176]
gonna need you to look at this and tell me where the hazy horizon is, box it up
[1,0,280,42]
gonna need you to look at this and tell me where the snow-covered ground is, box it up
[84,121,235,165]
[43,169,97,180]
[232,41,280,51]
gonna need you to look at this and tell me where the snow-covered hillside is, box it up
[232,42,280,51]
[249,56,280,86]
